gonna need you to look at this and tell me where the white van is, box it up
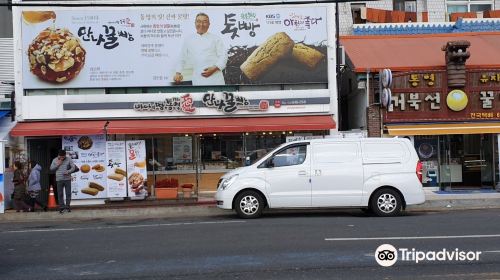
[215,138,425,218]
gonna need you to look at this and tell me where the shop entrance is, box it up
[439,134,496,189]
[27,137,62,205]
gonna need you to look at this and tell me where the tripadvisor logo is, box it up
[375,244,482,267]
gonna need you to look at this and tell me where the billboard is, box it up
[20,6,329,89]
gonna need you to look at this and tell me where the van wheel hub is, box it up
[377,193,397,213]
[240,195,259,215]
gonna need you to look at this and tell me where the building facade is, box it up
[10,1,338,203]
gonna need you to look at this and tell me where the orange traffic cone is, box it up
[48,185,57,209]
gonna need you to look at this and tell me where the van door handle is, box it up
[298,170,307,176]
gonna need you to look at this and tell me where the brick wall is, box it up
[367,106,382,137]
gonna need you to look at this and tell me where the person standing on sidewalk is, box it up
[50,150,76,213]
[27,160,47,212]
[12,161,30,212]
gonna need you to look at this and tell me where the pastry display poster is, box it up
[20,6,329,89]
[106,141,128,198]
[173,136,192,164]
[62,135,108,199]
[125,140,148,198]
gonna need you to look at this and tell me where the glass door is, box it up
[438,135,463,190]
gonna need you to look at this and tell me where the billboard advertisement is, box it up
[20,6,329,89]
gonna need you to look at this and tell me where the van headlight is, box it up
[220,175,238,190]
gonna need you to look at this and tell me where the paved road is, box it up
[1,209,500,279]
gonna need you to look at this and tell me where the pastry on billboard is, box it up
[27,27,86,83]
[22,11,56,24]
[134,161,146,168]
[108,173,124,181]
[80,164,91,173]
[292,43,325,69]
[240,32,294,81]
[114,168,127,176]
[77,136,93,150]
[81,187,99,196]
[92,164,105,172]
[89,182,105,191]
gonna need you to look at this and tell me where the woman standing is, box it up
[27,160,47,212]
[12,161,30,212]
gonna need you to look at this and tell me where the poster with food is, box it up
[0,175,4,214]
[173,136,192,164]
[20,6,328,89]
[125,140,148,198]
[62,135,108,199]
[106,141,127,198]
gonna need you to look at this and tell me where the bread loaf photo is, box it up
[81,187,99,196]
[108,173,125,181]
[292,43,325,69]
[115,168,127,176]
[240,32,294,81]
[89,182,105,191]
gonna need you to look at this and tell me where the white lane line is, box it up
[2,220,245,234]
[325,234,500,241]
[484,251,500,253]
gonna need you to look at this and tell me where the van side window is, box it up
[271,145,307,167]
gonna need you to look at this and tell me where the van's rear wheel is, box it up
[235,190,264,219]
[370,188,402,217]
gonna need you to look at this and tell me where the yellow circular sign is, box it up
[446,89,468,112]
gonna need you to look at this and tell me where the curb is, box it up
[1,198,500,222]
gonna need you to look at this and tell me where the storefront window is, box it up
[414,136,439,187]
[245,132,285,164]
[201,134,243,170]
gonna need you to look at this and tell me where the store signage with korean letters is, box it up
[20,6,329,89]
[132,92,270,114]
[385,71,500,123]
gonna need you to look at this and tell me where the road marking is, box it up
[325,234,500,241]
[484,250,500,253]
[2,220,245,234]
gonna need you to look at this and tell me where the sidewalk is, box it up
[1,189,499,222]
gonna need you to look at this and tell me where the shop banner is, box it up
[173,136,193,164]
[126,140,148,198]
[62,135,107,199]
[106,141,127,198]
[21,6,328,89]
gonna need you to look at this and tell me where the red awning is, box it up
[107,116,335,134]
[10,121,108,137]
[340,32,500,72]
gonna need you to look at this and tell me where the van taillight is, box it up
[416,161,423,183]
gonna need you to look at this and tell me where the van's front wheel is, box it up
[235,190,264,219]
[371,188,403,217]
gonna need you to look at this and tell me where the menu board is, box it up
[173,136,192,164]
[106,141,127,198]
[126,140,148,198]
[62,135,107,199]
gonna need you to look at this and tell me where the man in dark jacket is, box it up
[50,150,76,213]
